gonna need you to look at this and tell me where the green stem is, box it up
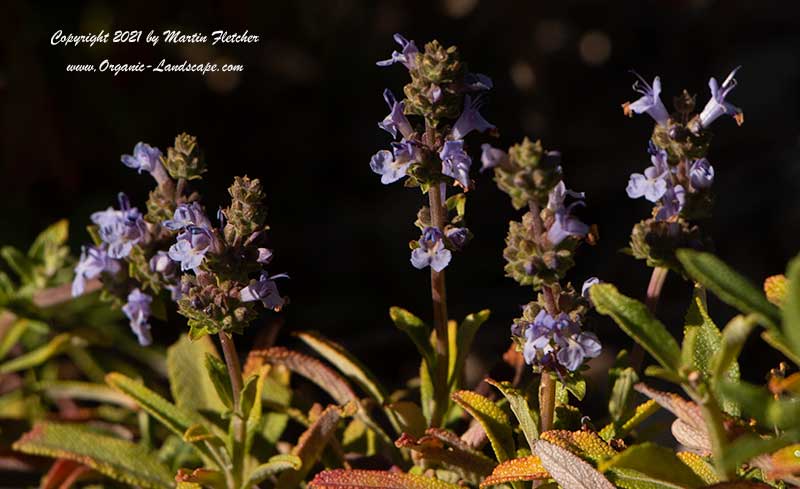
[218,331,246,487]
[698,392,731,480]
[539,372,556,432]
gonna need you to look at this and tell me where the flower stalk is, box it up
[539,373,556,432]
[428,183,450,427]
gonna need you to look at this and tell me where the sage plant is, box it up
[371,33,495,426]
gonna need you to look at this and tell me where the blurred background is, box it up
[2,0,799,410]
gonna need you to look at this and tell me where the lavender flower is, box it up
[257,248,273,264]
[162,202,211,231]
[370,140,418,185]
[521,310,601,371]
[168,225,213,272]
[445,227,469,251]
[547,180,585,212]
[149,250,176,277]
[378,89,414,139]
[376,33,419,69]
[623,74,670,126]
[464,72,494,92]
[480,144,508,172]
[655,184,686,221]
[122,288,153,346]
[698,66,743,129]
[451,95,495,140]
[626,149,670,202]
[71,245,120,297]
[439,140,472,188]
[689,158,715,189]
[120,142,162,174]
[411,227,452,272]
[556,330,602,371]
[91,193,147,259]
[547,203,589,246]
[240,272,287,311]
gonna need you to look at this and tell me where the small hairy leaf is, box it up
[451,390,514,462]
[13,422,172,489]
[386,401,426,439]
[676,452,719,485]
[598,442,705,488]
[539,430,617,463]
[634,384,705,431]
[711,315,757,383]
[308,469,462,488]
[591,284,681,373]
[167,335,227,413]
[486,378,539,449]
[396,429,495,483]
[671,420,710,454]
[0,333,74,374]
[718,380,800,430]
[204,353,233,408]
[36,380,137,409]
[276,404,342,489]
[534,439,615,489]
[241,454,301,489]
[605,467,692,489]
[480,455,548,487]
[449,310,490,388]
[600,399,660,442]
[390,307,435,368]
[721,432,799,477]
[676,250,780,329]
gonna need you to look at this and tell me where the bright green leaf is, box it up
[167,335,227,413]
[241,454,301,489]
[0,333,75,374]
[486,378,539,450]
[449,310,490,389]
[599,442,705,488]
[451,390,515,462]
[390,307,435,368]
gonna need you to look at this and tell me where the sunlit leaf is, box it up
[308,469,462,488]
[396,428,495,483]
[241,454,301,489]
[598,442,706,488]
[167,334,227,413]
[480,455,548,487]
[676,452,719,485]
[451,390,515,462]
[390,307,435,368]
[534,439,615,489]
[485,378,539,449]
[539,430,617,463]
[275,404,343,489]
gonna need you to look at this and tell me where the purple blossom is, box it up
[91,193,147,259]
[547,180,585,212]
[168,225,213,272]
[522,310,601,371]
[439,140,472,188]
[121,142,162,174]
[689,158,715,189]
[72,245,120,297]
[699,66,743,129]
[257,248,273,264]
[370,140,418,185]
[547,202,589,246]
[464,73,494,92]
[411,227,452,272]
[624,73,670,126]
[556,331,602,371]
[378,89,414,140]
[445,227,469,251]
[122,288,153,346]
[626,149,670,202]
[149,250,176,277]
[427,84,443,103]
[480,144,508,172]
[240,272,287,311]
[581,277,601,299]
[655,184,686,221]
[376,33,419,69]
[162,202,211,231]
[451,95,495,140]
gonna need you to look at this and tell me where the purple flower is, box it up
[699,66,743,129]
[581,277,600,299]
[656,184,686,221]
[547,180,585,212]
[121,142,162,174]
[556,331,602,371]
[376,33,419,69]
[523,310,558,363]
[480,144,508,172]
[439,140,472,188]
[464,73,494,92]
[122,288,153,346]
[451,95,495,140]
[257,248,273,264]
[378,89,414,140]
[427,84,443,103]
[522,311,601,371]
[411,227,452,272]
[547,200,589,246]
[162,202,211,231]
[72,245,120,297]
[445,227,469,251]
[626,149,670,202]
[240,272,287,311]
[370,140,418,185]
[149,250,176,277]
[91,193,147,259]
[689,158,715,189]
[168,225,213,272]
[624,73,670,126]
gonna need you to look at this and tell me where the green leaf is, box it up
[244,367,269,457]
[605,467,690,489]
[599,442,706,488]
[386,401,427,439]
[608,353,638,422]
[0,317,49,360]
[485,378,539,450]
[449,310,490,388]
[309,469,462,488]
[28,219,70,278]
[0,333,75,374]
[276,405,343,489]
[445,193,467,217]
[719,431,800,476]
[534,440,615,489]
[390,307,435,368]
[781,255,800,361]
[676,249,780,329]
[204,353,233,409]
[590,284,681,373]
[241,454,301,489]
[1,246,34,284]
[36,380,137,409]
[396,428,496,483]
[761,330,800,366]
[420,358,434,425]
[13,422,172,489]
[451,390,514,462]
[167,335,227,414]
[718,380,800,430]
[711,315,757,383]
[481,455,549,487]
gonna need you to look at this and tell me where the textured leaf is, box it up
[718,380,800,430]
[750,442,800,483]
[634,384,705,431]
[598,442,705,488]
[701,484,772,488]
[605,467,691,489]
[676,452,719,485]
[13,422,172,489]
[390,307,435,368]
[480,455,548,487]
[276,404,342,489]
[451,390,514,462]
[711,315,757,383]
[539,430,617,463]
[36,380,138,409]
[534,439,615,489]
[676,250,780,329]
[0,333,74,374]
[721,431,799,476]
[782,255,800,361]
[671,420,711,454]
[167,335,227,413]
[241,454,301,489]
[600,399,660,441]
[485,378,539,449]
[608,360,638,423]
[385,401,426,438]
[205,353,233,408]
[591,284,681,372]
[449,310,490,388]
[308,469,462,488]
[396,428,495,482]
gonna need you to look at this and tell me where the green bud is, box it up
[629,218,710,273]
[503,211,578,289]
[652,122,711,163]
[494,138,562,209]
[404,40,464,125]
[163,133,206,181]
[223,176,267,245]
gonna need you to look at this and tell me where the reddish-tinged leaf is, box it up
[539,430,617,462]
[480,455,549,487]
[702,483,772,488]
[534,440,615,489]
[42,459,87,489]
[276,404,342,489]
[671,419,711,454]
[634,384,705,430]
[395,428,495,479]
[451,390,514,462]
[308,469,461,488]
[751,443,800,484]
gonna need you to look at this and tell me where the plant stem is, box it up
[218,331,246,486]
[539,373,556,432]
[631,266,669,369]
[428,183,450,427]
[697,391,731,480]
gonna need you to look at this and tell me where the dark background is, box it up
[2,0,799,401]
